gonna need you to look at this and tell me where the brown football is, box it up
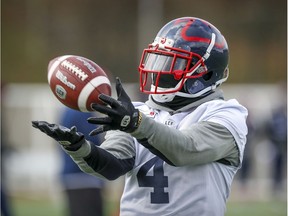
[48,55,111,112]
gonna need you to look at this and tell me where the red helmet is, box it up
[138,17,229,102]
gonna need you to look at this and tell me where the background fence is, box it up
[2,83,286,203]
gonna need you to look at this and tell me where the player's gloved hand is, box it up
[88,77,142,136]
[32,121,84,150]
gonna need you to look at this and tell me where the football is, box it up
[47,55,111,112]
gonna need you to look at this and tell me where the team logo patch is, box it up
[121,115,131,127]
[149,111,156,118]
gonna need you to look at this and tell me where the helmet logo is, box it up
[160,38,166,44]
[152,37,174,50]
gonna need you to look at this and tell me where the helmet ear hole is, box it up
[203,71,213,81]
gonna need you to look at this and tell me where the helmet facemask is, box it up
[138,33,216,102]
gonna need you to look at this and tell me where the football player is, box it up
[33,17,248,216]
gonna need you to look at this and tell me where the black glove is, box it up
[32,121,84,150]
[88,77,142,136]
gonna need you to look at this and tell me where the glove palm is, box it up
[32,121,84,149]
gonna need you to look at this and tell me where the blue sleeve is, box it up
[59,107,102,174]
[60,108,101,145]
[84,144,135,180]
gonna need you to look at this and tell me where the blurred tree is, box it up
[2,0,286,84]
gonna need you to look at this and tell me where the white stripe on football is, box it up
[47,55,111,112]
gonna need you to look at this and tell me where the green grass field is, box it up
[8,197,287,216]
[226,201,286,216]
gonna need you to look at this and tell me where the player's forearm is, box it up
[64,137,135,180]
[132,114,238,166]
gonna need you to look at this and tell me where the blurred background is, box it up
[1,0,287,216]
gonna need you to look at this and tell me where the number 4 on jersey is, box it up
[137,157,169,204]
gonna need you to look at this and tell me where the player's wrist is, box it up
[63,139,92,158]
[62,135,85,151]
[136,111,143,128]
[124,110,142,133]
[130,112,148,138]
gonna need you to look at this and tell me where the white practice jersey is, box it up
[120,99,248,216]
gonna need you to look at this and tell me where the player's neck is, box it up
[146,89,224,113]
